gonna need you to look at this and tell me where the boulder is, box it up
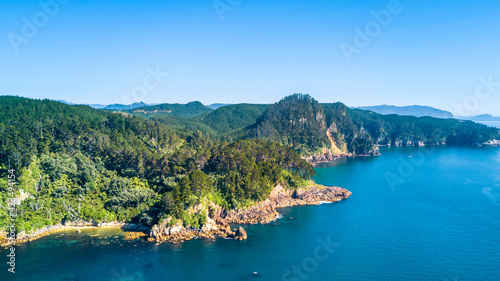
[234,227,247,240]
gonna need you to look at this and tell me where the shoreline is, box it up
[0,222,148,247]
[305,139,500,165]
[1,183,351,246]
[149,183,352,243]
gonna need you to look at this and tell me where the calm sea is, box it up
[477,121,500,128]
[2,147,500,281]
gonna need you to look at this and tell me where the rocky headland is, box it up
[149,183,351,243]
[2,184,351,246]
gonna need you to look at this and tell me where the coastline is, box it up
[0,222,148,247]
[149,183,351,243]
[2,183,351,246]
[304,149,381,166]
[304,138,500,165]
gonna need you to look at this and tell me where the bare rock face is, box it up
[303,148,380,165]
[483,139,500,147]
[223,184,352,225]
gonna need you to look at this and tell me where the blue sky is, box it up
[1,0,500,115]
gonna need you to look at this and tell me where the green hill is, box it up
[0,96,312,234]
[198,104,271,135]
[126,101,213,118]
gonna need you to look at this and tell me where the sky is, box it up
[1,0,500,116]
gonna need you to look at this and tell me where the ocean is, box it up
[2,147,500,281]
[478,121,500,129]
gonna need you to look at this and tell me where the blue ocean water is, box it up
[2,147,500,281]
[478,121,500,129]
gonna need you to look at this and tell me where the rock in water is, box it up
[234,227,248,240]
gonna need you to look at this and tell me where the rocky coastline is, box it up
[149,184,351,243]
[2,184,351,246]
[304,138,500,165]
[304,149,380,165]
[482,139,500,147]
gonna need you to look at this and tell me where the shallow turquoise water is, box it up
[2,147,500,281]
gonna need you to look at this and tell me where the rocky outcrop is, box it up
[234,227,247,240]
[149,216,237,243]
[381,140,444,147]
[149,183,351,243]
[224,184,351,224]
[303,148,380,165]
[482,139,500,147]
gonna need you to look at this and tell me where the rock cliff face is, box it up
[303,148,380,165]
[482,139,500,147]
[149,184,352,243]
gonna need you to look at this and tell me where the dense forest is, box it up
[1,94,498,235]
[132,94,499,156]
[0,96,312,233]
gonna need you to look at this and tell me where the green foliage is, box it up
[248,94,330,155]
[198,104,271,135]
[127,101,213,118]
[1,95,497,233]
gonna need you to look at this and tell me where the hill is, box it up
[104,102,149,110]
[126,101,213,118]
[357,105,454,118]
[0,96,312,238]
[198,104,271,135]
[243,94,499,160]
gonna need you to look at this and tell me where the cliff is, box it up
[303,148,380,165]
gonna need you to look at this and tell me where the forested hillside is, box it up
[113,94,499,157]
[0,96,312,234]
[1,94,498,235]
[247,94,331,155]
[126,101,213,118]
[248,94,500,156]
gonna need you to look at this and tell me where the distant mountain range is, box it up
[356,105,454,118]
[56,100,228,111]
[54,99,499,121]
[101,102,149,110]
[458,114,500,121]
[125,101,213,118]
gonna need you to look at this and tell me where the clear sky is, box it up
[1,0,500,115]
